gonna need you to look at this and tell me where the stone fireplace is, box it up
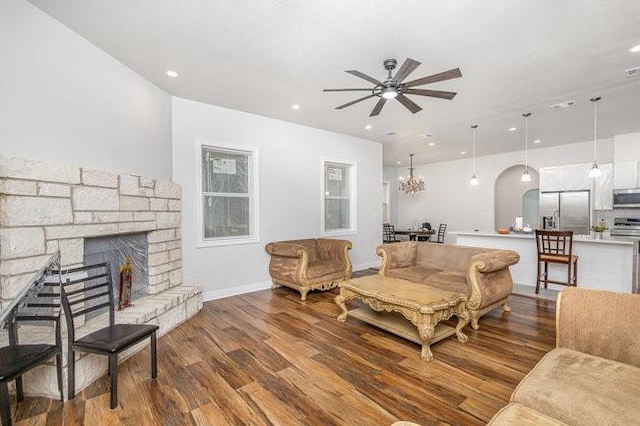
[0,155,202,398]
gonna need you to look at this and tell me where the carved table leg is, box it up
[455,310,470,343]
[335,292,349,322]
[417,324,435,362]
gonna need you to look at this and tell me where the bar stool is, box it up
[534,230,578,294]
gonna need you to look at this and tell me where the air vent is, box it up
[550,100,576,109]
[626,67,640,78]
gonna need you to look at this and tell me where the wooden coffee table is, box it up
[335,275,470,362]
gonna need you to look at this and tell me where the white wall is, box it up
[494,165,540,229]
[172,97,383,299]
[396,138,615,238]
[0,0,172,180]
[383,166,399,225]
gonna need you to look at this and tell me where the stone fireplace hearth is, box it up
[0,155,202,398]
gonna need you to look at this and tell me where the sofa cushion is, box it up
[511,347,640,425]
[416,243,489,273]
[306,260,344,280]
[424,271,469,297]
[488,403,567,425]
[385,266,441,284]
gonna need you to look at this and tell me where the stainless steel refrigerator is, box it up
[539,190,591,235]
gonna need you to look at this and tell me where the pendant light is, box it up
[521,112,532,182]
[589,96,602,178]
[470,125,479,185]
[398,153,425,195]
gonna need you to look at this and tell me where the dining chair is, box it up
[382,223,399,243]
[430,223,447,243]
[535,230,578,294]
[417,222,432,241]
[59,262,159,409]
[0,266,62,426]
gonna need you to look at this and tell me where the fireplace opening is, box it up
[83,233,149,307]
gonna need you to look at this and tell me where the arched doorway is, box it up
[494,165,540,229]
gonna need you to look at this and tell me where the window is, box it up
[199,142,258,247]
[323,160,356,235]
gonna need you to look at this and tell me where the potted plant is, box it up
[590,220,608,239]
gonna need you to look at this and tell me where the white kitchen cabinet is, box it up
[594,163,613,210]
[540,166,564,191]
[540,164,593,192]
[564,163,592,191]
[613,161,638,189]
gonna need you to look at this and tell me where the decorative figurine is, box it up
[118,258,132,310]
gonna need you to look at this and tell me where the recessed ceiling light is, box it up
[508,127,517,132]
[460,151,466,155]
[397,161,402,165]
[428,142,435,147]
[165,70,178,78]
[365,125,372,130]
[292,104,300,110]
[629,44,640,53]
[533,139,541,144]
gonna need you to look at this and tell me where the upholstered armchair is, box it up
[265,238,353,300]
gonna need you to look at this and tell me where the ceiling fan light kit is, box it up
[324,58,461,117]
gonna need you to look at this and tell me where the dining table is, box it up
[394,229,435,241]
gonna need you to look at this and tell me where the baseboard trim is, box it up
[203,280,272,302]
[202,262,381,302]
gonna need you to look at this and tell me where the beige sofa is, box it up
[265,238,352,300]
[488,287,640,425]
[376,242,519,329]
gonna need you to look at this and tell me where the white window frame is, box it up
[321,159,357,236]
[197,139,259,247]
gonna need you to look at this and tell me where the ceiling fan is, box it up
[323,58,462,117]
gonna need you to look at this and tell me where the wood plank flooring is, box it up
[9,277,556,425]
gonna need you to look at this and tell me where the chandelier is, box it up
[398,153,424,195]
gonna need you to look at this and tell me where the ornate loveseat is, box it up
[376,242,519,329]
[265,239,352,300]
[489,287,640,425]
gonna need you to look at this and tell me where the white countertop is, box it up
[453,231,638,245]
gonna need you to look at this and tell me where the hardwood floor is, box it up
[10,281,556,425]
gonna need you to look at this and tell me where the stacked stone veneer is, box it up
[0,155,202,398]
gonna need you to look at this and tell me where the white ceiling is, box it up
[27,0,640,167]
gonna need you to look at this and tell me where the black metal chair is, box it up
[59,262,159,409]
[431,223,447,243]
[0,258,63,426]
[417,222,432,241]
[382,223,399,243]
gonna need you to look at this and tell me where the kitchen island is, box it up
[453,232,638,293]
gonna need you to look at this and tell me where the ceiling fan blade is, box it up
[395,94,422,114]
[404,89,457,100]
[404,67,463,88]
[393,58,421,83]
[369,97,387,116]
[345,70,382,85]
[323,88,373,92]
[335,94,376,110]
